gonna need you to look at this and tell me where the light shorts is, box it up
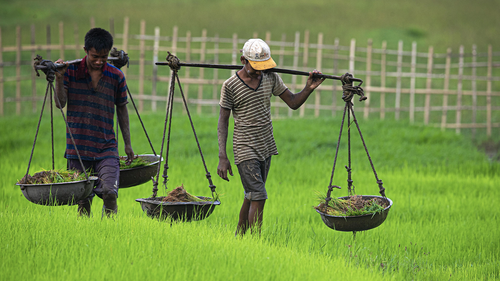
[236,157,272,201]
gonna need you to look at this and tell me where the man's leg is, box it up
[68,159,95,217]
[236,157,271,236]
[94,158,120,218]
[236,198,251,236]
[248,199,266,235]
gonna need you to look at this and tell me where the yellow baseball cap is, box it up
[242,39,277,70]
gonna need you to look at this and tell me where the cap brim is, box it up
[249,57,277,71]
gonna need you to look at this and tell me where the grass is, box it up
[1,111,499,280]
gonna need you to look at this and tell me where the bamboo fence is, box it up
[0,18,499,137]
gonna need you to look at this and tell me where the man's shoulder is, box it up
[103,63,125,80]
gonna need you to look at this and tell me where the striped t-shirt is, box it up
[219,72,288,165]
[63,56,128,161]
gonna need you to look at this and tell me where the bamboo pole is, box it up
[395,40,403,120]
[152,26,160,112]
[31,25,37,113]
[197,29,207,114]
[409,41,417,123]
[59,21,64,60]
[46,25,51,60]
[455,45,464,134]
[471,45,477,136]
[332,38,339,117]
[16,26,21,115]
[289,31,300,117]
[424,46,434,124]
[182,30,192,115]
[380,41,387,120]
[363,39,372,119]
[212,34,219,115]
[299,30,309,117]
[121,17,129,77]
[138,20,146,112]
[314,32,323,118]
[441,48,452,131]
[74,24,80,59]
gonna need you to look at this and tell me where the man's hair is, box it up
[84,28,113,52]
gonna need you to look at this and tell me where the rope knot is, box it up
[340,72,367,102]
[33,55,59,83]
[109,47,129,69]
[166,51,181,71]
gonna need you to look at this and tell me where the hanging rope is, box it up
[28,56,90,184]
[150,52,218,200]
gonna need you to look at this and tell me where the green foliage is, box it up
[1,112,499,280]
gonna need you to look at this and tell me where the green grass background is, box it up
[1,111,499,280]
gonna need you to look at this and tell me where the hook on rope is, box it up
[109,47,129,69]
[341,72,367,103]
[33,55,60,83]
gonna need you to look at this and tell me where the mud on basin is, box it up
[17,176,97,206]
[316,195,393,232]
[136,196,220,222]
[119,154,162,188]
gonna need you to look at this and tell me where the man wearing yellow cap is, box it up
[217,38,325,236]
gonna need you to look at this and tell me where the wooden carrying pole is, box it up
[155,61,364,83]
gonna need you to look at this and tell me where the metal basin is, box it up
[316,195,393,232]
[119,154,162,188]
[17,176,97,206]
[136,196,220,222]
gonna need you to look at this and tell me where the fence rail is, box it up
[0,18,499,137]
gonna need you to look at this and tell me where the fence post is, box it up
[122,17,129,77]
[299,30,309,117]
[152,26,160,112]
[231,33,238,77]
[138,20,146,112]
[197,29,207,114]
[471,45,477,136]
[31,25,37,113]
[380,41,387,120]
[424,46,434,124]
[349,38,355,73]
[314,32,323,118]
[395,40,403,120]
[59,21,64,60]
[332,38,339,117]
[45,25,51,61]
[182,30,192,115]
[289,31,300,117]
[0,27,3,117]
[441,48,452,131]
[487,45,492,137]
[410,41,417,123]
[455,45,464,134]
[16,26,21,115]
[274,33,286,118]
[212,34,219,115]
[363,39,372,119]
[74,24,80,59]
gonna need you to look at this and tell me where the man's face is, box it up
[84,47,109,71]
[243,59,262,79]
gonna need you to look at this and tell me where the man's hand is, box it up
[306,70,326,91]
[217,157,233,181]
[54,59,69,78]
[124,144,135,165]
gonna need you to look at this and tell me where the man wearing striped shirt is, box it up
[217,39,325,235]
[54,28,135,217]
